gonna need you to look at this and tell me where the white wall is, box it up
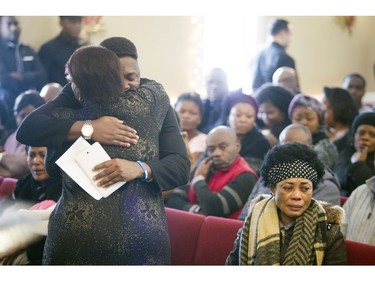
[18,16,375,100]
[284,16,375,96]
[19,16,196,100]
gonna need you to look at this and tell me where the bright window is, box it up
[200,16,259,95]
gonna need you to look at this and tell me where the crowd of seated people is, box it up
[1,15,375,265]
[169,67,375,253]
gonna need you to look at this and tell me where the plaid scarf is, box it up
[239,197,327,265]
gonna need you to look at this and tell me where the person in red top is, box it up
[167,126,258,218]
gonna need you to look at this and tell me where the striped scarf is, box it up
[239,197,327,265]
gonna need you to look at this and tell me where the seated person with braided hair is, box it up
[226,142,347,265]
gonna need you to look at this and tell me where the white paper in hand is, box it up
[55,137,126,200]
[55,137,102,200]
[75,142,126,198]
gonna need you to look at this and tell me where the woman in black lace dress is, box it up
[43,46,171,265]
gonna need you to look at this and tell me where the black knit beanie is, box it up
[100,37,138,59]
[227,89,258,115]
[352,112,375,133]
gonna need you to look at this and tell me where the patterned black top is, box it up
[43,79,172,265]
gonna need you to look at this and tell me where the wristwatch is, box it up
[81,120,94,140]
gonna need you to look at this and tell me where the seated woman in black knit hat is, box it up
[333,111,375,196]
[226,90,271,174]
[226,142,347,265]
[253,83,294,147]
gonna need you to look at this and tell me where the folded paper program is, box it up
[55,137,126,200]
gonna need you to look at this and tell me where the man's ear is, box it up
[236,139,241,153]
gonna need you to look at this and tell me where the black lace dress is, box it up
[43,79,171,265]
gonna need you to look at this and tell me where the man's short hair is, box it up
[269,19,289,36]
[343,72,366,89]
[100,37,138,60]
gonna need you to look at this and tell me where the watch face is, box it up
[82,124,94,136]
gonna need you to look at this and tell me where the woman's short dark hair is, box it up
[66,46,124,105]
[254,83,294,119]
[13,90,45,116]
[259,142,325,189]
[175,92,204,117]
[323,87,358,126]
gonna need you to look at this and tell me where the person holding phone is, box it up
[166,126,258,218]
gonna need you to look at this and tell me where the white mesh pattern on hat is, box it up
[267,159,318,185]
